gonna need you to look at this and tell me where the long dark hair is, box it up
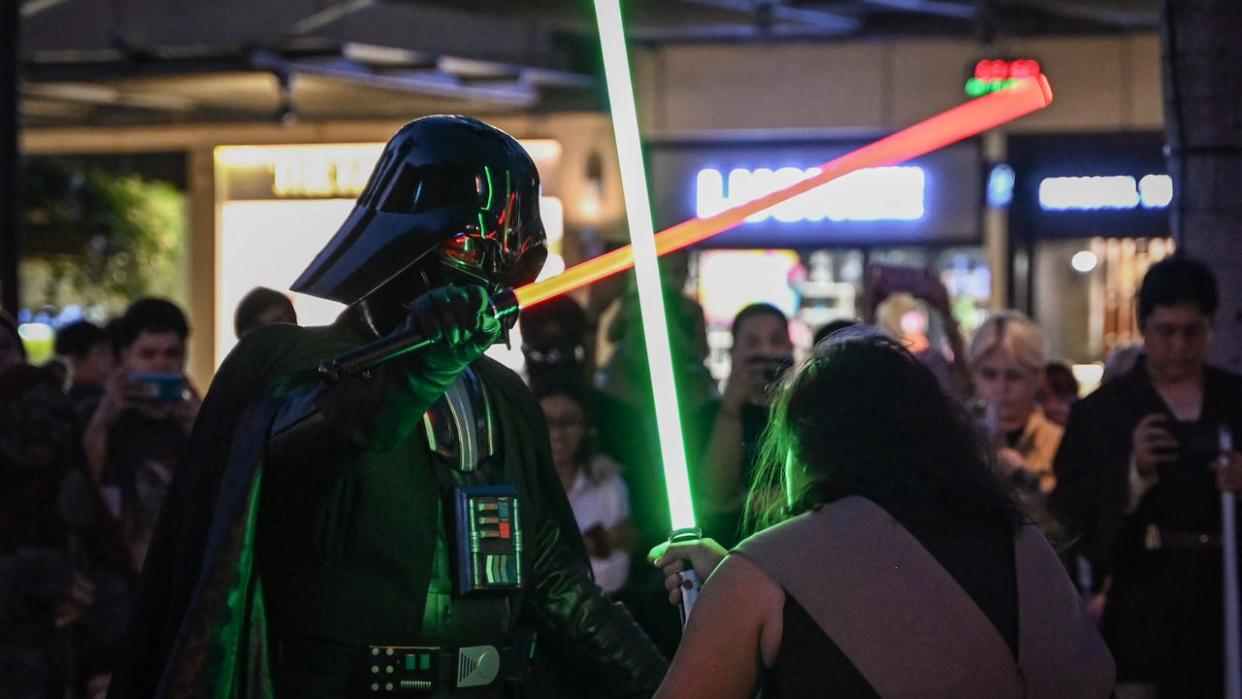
[744,330,1023,536]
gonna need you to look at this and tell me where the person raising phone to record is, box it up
[84,298,200,572]
[692,303,794,548]
[1050,256,1242,698]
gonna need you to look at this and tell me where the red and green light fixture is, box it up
[965,58,1042,97]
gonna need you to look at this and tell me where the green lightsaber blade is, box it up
[594,0,697,532]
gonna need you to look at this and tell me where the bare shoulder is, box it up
[709,553,783,603]
[712,553,785,665]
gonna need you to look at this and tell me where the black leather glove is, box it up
[272,285,504,453]
[403,284,503,383]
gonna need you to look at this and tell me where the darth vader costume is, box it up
[108,116,666,698]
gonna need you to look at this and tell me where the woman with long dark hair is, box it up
[651,331,1113,698]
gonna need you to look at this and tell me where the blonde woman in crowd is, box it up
[970,311,1062,496]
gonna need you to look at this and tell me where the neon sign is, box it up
[1038,174,1172,211]
[694,166,926,223]
[966,59,1042,97]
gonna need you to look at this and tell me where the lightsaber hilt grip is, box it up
[669,527,704,627]
[318,288,519,380]
[1221,425,1241,699]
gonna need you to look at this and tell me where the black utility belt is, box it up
[276,632,536,695]
[1143,523,1222,552]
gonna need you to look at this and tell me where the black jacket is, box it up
[1049,356,1242,586]
[108,318,666,698]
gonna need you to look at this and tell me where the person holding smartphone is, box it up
[83,298,199,572]
[969,311,1062,498]
[1049,256,1242,698]
[692,303,794,548]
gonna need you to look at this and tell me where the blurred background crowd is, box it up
[5,1,1242,697]
[3,251,1236,698]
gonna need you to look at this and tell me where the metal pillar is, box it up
[0,0,20,313]
[1162,0,1242,371]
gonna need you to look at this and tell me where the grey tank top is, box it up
[734,496,1115,699]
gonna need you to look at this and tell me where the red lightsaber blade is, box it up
[515,75,1052,308]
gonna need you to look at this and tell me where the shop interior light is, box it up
[987,164,1015,208]
[515,74,1054,310]
[1071,250,1099,273]
[1138,174,1174,208]
[1039,174,1173,211]
[593,0,697,531]
[16,322,53,342]
[695,165,926,223]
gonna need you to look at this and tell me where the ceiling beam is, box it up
[249,50,538,107]
[860,0,975,20]
[676,0,861,32]
[289,0,376,35]
[20,0,73,18]
[1019,0,1158,28]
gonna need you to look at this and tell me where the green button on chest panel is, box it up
[454,485,522,595]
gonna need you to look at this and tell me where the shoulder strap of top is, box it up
[735,497,1023,699]
[1013,525,1115,697]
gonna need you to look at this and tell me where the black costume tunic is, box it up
[109,317,665,698]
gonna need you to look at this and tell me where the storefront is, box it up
[1006,132,1173,364]
[647,134,987,379]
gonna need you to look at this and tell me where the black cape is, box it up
[108,321,602,698]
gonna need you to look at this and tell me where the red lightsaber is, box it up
[320,77,1052,380]
[515,75,1052,308]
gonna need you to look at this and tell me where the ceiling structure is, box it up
[19,0,1161,128]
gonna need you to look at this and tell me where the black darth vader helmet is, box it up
[292,116,547,304]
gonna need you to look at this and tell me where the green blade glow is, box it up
[594,0,697,532]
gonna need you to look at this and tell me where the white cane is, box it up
[1221,424,1240,699]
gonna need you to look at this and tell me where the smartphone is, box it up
[869,263,938,299]
[129,372,187,403]
[1172,420,1221,467]
[747,355,794,385]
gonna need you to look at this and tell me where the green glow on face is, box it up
[594,0,697,531]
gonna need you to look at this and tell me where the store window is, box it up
[1033,236,1173,364]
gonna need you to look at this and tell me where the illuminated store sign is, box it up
[1038,174,1172,211]
[966,59,1042,97]
[648,139,979,247]
[694,166,926,223]
[216,141,561,200]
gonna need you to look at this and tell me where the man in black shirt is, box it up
[1050,256,1242,698]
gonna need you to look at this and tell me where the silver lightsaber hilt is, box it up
[669,527,704,627]
[1221,425,1240,699]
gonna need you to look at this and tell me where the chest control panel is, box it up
[454,485,522,595]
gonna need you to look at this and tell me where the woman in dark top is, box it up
[650,331,1113,698]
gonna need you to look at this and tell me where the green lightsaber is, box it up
[593,0,698,538]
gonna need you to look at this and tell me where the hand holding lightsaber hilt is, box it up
[669,527,704,627]
[317,288,520,380]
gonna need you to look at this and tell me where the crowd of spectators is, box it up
[0,286,297,699]
[2,256,1238,697]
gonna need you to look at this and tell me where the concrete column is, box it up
[187,148,217,392]
[0,0,20,312]
[1162,0,1242,370]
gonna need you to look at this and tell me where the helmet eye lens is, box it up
[441,235,486,268]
